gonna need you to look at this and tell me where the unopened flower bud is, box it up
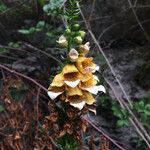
[74,36,83,44]
[73,24,80,31]
[80,42,90,55]
[68,48,79,62]
[80,42,90,51]
[65,28,71,34]
[57,35,68,47]
[79,31,86,38]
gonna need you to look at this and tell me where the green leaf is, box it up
[43,0,64,15]
[145,104,150,111]
[43,4,51,13]
[138,101,145,109]
[143,120,150,128]
[117,120,128,127]
[112,104,124,118]
[18,29,31,34]
[29,27,36,33]
[144,110,150,116]
[36,21,45,29]
[38,0,46,6]
[0,4,7,13]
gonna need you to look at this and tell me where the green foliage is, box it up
[98,92,150,128]
[43,0,64,16]
[131,136,149,150]
[18,19,64,47]
[97,95,111,107]
[111,101,129,127]
[62,0,84,52]
[46,26,64,45]
[65,0,80,26]
[133,93,150,128]
[38,0,46,6]
[97,94,129,127]
[57,134,80,150]
[18,21,45,35]
[8,42,20,48]
[0,47,7,53]
[0,3,7,13]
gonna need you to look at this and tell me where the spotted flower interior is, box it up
[48,36,106,110]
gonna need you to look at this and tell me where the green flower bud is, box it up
[73,24,80,31]
[78,31,86,38]
[65,28,71,34]
[74,36,83,44]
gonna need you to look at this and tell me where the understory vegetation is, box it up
[0,0,150,150]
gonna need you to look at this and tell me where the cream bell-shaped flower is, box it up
[80,42,90,55]
[81,85,106,95]
[47,86,65,100]
[68,48,79,62]
[47,91,63,100]
[70,101,86,110]
[57,35,68,47]
[82,86,99,95]
[97,85,106,93]
[64,80,80,88]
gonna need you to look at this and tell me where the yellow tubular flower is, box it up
[78,72,93,82]
[50,73,64,87]
[67,95,84,103]
[81,76,98,87]
[80,74,106,95]
[62,64,78,74]
[66,86,83,96]
[76,57,99,74]
[83,91,95,105]
[47,35,106,110]
[67,91,96,109]
[62,64,80,88]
